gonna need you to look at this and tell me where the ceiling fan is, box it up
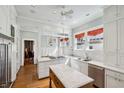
[54,5,74,19]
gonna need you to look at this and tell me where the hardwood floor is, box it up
[12,63,55,88]
[12,61,95,88]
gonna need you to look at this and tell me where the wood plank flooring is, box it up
[12,63,55,88]
[12,61,95,88]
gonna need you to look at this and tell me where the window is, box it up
[74,27,104,50]
[87,28,103,50]
[74,33,86,49]
[59,37,69,47]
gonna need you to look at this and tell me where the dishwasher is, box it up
[88,64,105,88]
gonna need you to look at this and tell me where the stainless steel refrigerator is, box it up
[0,43,12,88]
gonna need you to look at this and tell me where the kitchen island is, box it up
[37,56,66,79]
[49,64,94,88]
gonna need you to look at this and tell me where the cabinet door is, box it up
[104,21,117,52]
[106,75,119,88]
[104,51,117,67]
[104,6,117,23]
[70,59,80,72]
[104,21,118,66]
[80,62,88,75]
[118,5,124,19]
[117,19,124,68]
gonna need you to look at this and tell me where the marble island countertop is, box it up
[38,56,65,63]
[49,64,94,88]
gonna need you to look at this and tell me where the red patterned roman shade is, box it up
[87,28,103,36]
[75,33,85,39]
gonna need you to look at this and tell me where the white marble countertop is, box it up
[49,64,94,88]
[88,61,124,74]
[72,57,124,74]
[38,57,51,62]
[38,57,65,63]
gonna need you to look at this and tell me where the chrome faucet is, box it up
[84,52,91,61]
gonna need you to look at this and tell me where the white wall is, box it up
[17,17,72,61]
[72,17,104,62]
[20,31,38,65]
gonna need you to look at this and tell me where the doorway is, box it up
[24,40,34,65]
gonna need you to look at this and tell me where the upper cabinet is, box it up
[117,19,124,68]
[104,5,124,69]
[104,21,117,67]
[0,7,8,35]
[104,22,117,52]
[103,6,117,23]
[0,6,17,37]
[118,19,124,53]
[118,6,124,19]
[104,6,124,23]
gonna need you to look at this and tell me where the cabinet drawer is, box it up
[105,69,124,81]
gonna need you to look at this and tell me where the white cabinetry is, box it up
[118,6,124,19]
[70,59,80,72]
[117,19,124,68]
[103,6,117,23]
[80,62,88,75]
[70,59,88,75]
[105,69,124,88]
[104,5,124,69]
[0,7,7,35]
[104,22,117,52]
[38,58,66,79]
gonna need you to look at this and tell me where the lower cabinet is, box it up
[37,58,66,79]
[105,69,124,88]
[70,59,88,75]
[70,59,80,72]
[80,62,88,75]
